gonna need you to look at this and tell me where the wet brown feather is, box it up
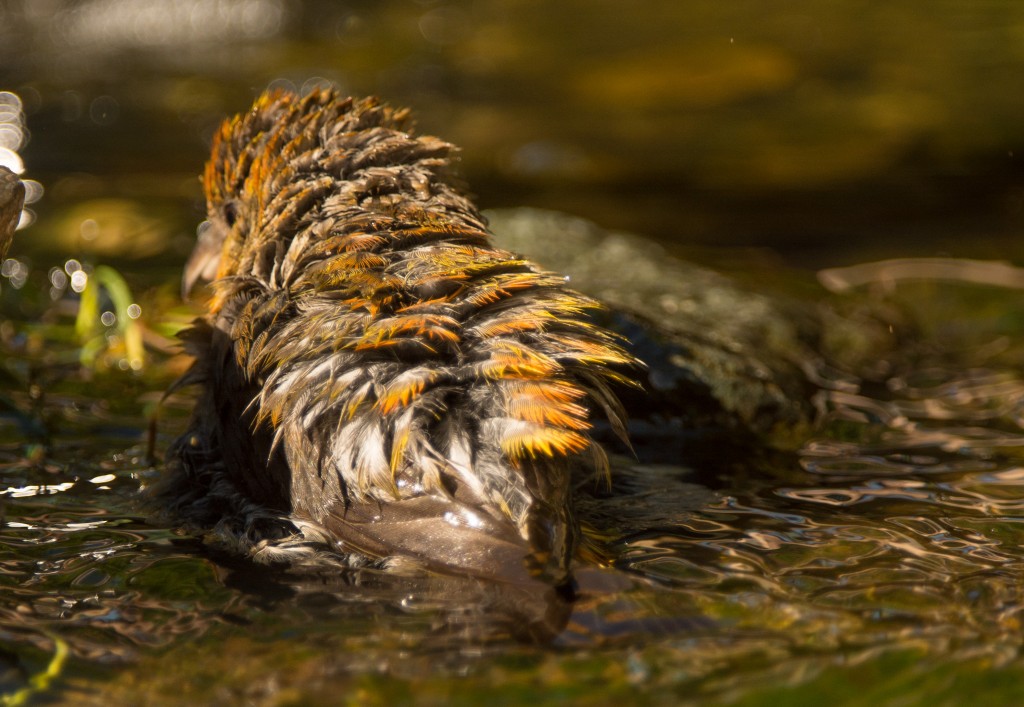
[161,89,639,587]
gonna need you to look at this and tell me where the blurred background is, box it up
[1,0,1023,277]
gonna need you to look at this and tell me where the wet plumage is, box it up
[160,89,638,592]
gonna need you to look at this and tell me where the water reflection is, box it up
[614,362,1024,697]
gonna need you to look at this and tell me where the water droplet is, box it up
[49,267,68,290]
[21,179,43,204]
[0,258,19,277]
[80,219,100,241]
[0,91,23,112]
[70,270,88,293]
[2,258,28,288]
[0,146,24,174]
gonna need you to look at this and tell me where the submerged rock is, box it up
[488,208,822,448]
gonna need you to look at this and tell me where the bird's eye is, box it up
[222,201,239,227]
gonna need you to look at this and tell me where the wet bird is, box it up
[161,89,638,595]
